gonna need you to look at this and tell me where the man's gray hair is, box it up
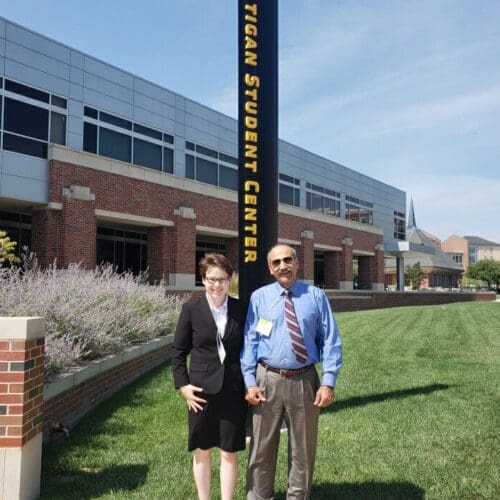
[266,244,297,264]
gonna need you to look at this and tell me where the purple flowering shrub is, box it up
[0,255,186,377]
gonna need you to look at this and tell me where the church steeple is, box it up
[408,198,417,229]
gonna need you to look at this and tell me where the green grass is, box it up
[41,302,499,499]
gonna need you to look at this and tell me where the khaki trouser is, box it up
[246,363,321,500]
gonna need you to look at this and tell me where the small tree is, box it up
[405,262,426,290]
[0,230,21,266]
[466,259,500,292]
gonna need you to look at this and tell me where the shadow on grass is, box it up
[325,383,450,414]
[275,480,425,499]
[41,463,148,499]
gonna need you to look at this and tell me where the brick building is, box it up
[0,17,406,291]
[441,235,500,271]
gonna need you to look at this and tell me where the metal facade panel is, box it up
[5,59,70,95]
[134,78,175,106]
[84,56,133,89]
[83,87,133,118]
[84,72,134,103]
[6,23,70,63]
[1,173,47,203]
[5,41,70,80]
[1,151,47,181]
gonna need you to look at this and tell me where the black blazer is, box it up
[172,295,244,395]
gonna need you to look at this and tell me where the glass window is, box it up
[346,203,360,222]
[219,153,238,165]
[99,127,131,163]
[279,183,295,206]
[3,133,47,158]
[196,144,218,159]
[307,192,323,211]
[219,165,238,190]
[163,133,174,144]
[84,106,98,119]
[324,197,340,217]
[133,138,162,170]
[4,98,48,141]
[50,112,66,145]
[5,80,49,103]
[279,173,295,184]
[83,122,98,154]
[134,123,162,141]
[51,95,67,109]
[196,157,218,185]
[185,154,195,179]
[185,141,195,151]
[99,111,132,130]
[163,148,174,173]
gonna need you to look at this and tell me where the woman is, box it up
[172,253,246,500]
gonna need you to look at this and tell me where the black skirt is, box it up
[188,387,247,452]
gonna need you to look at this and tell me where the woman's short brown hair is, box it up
[199,253,234,280]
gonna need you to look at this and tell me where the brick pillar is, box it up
[147,226,171,283]
[0,317,45,500]
[60,185,96,269]
[324,251,341,289]
[31,204,63,268]
[169,207,197,289]
[225,237,239,270]
[373,244,385,291]
[297,230,314,284]
[340,237,354,290]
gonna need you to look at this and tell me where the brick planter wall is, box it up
[328,291,496,312]
[43,335,174,441]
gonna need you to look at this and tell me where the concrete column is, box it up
[0,317,45,500]
[298,230,314,284]
[147,226,170,283]
[373,243,385,291]
[340,237,354,290]
[60,185,96,268]
[396,255,405,291]
[169,207,197,289]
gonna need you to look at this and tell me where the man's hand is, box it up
[179,384,207,413]
[314,385,335,408]
[245,386,266,405]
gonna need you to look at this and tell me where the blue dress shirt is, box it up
[241,280,342,388]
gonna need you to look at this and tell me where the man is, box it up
[241,244,342,500]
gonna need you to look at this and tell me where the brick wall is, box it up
[328,291,496,312]
[37,159,384,289]
[43,342,173,441]
[0,337,44,447]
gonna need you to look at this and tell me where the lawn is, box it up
[41,301,499,499]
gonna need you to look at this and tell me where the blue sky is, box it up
[1,0,499,243]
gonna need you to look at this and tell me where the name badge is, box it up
[256,318,273,337]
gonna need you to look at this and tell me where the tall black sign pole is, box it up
[238,1,278,306]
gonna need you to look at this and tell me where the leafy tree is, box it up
[466,259,500,292]
[405,262,426,290]
[0,230,21,266]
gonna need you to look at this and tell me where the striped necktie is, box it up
[284,290,308,364]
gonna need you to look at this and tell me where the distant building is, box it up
[441,235,500,271]
[385,201,463,289]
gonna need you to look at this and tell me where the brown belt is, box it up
[259,360,314,378]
